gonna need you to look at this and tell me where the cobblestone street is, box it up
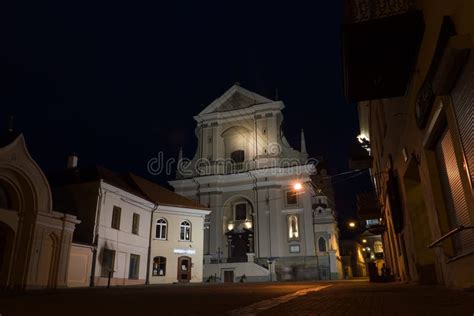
[1,280,473,316]
[261,281,474,316]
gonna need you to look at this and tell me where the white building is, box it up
[170,85,342,281]
[50,164,210,286]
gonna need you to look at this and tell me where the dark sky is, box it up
[0,2,370,224]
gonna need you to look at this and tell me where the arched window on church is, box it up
[0,185,10,210]
[288,215,299,240]
[318,237,327,252]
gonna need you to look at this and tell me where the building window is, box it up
[153,256,166,276]
[101,249,115,277]
[286,191,298,205]
[180,220,191,241]
[288,215,299,240]
[132,213,140,235]
[128,254,140,280]
[111,206,121,230]
[231,150,245,163]
[155,218,167,239]
[235,203,247,220]
[318,237,327,252]
[374,241,383,253]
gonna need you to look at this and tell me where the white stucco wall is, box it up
[94,183,153,286]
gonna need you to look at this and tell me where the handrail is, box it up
[428,225,474,249]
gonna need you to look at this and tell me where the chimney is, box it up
[67,153,78,169]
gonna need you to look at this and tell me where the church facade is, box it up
[170,85,342,281]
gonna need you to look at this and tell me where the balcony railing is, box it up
[345,0,416,23]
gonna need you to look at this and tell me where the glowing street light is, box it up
[293,182,303,191]
[362,239,367,243]
[348,221,356,228]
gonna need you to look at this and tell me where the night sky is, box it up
[0,2,371,226]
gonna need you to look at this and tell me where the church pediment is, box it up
[198,84,273,116]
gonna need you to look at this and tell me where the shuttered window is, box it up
[451,55,474,187]
[436,128,474,254]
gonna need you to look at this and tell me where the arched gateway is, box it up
[0,134,79,289]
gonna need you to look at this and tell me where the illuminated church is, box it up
[170,85,342,281]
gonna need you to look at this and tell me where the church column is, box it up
[302,190,315,256]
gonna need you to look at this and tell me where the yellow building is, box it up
[129,175,210,284]
[344,0,474,288]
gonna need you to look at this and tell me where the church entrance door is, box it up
[226,229,253,262]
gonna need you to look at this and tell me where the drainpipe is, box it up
[90,183,103,287]
[192,178,207,253]
[145,203,159,285]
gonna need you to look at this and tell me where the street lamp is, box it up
[348,221,356,228]
[293,182,303,191]
[362,239,367,243]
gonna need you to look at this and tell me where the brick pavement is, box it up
[260,281,474,316]
[0,280,473,316]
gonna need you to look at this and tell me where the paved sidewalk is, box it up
[260,281,474,316]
